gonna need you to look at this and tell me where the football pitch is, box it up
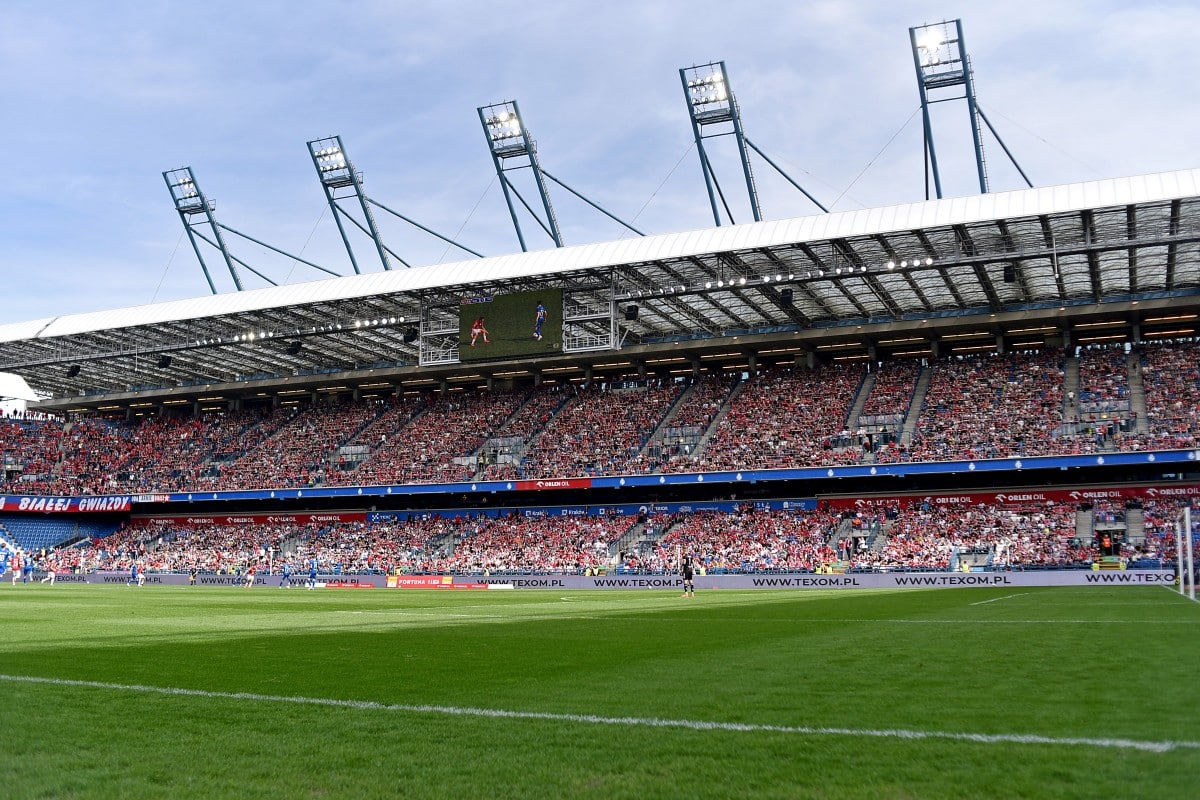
[0,584,1196,799]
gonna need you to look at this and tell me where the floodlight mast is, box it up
[308,135,484,265]
[681,61,760,226]
[909,19,1032,199]
[478,101,563,251]
[164,167,339,292]
[680,62,827,225]
[308,135,393,272]
[163,167,243,293]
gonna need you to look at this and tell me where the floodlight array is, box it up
[913,22,956,69]
[184,316,408,348]
[352,316,403,329]
[314,146,348,173]
[172,176,199,199]
[615,257,938,300]
[686,73,727,106]
[485,111,522,143]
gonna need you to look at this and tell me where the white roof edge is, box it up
[0,372,39,401]
[4,167,1198,343]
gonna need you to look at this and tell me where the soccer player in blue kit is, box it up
[533,300,546,340]
[307,559,318,590]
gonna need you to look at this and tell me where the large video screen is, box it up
[459,288,563,362]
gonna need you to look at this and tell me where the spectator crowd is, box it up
[6,494,1185,579]
[2,341,1198,496]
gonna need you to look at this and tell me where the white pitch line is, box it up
[1,674,1195,754]
[336,612,1196,625]
[1163,584,1200,604]
[614,617,1198,625]
[369,612,502,619]
[970,593,1031,606]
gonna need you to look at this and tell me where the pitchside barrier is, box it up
[10,569,1176,590]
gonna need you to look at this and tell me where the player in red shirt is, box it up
[470,317,490,346]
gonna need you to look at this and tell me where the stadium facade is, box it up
[4,169,1199,407]
[1,167,1198,577]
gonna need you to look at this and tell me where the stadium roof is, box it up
[7,167,1200,410]
[0,372,38,402]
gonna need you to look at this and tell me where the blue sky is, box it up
[1,1,1197,324]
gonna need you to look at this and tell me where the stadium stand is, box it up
[337,388,529,485]
[437,514,632,574]
[643,507,840,573]
[24,489,1187,577]
[644,372,740,473]
[475,385,573,480]
[906,350,1069,462]
[512,381,686,478]
[1075,343,1133,422]
[2,170,1199,581]
[1138,339,1200,444]
[696,363,867,471]
[0,514,121,552]
[861,501,1088,571]
[2,343,1200,497]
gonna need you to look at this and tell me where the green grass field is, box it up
[0,584,1196,799]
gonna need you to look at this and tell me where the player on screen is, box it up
[470,317,491,346]
[533,301,546,340]
[307,559,319,590]
[243,564,256,589]
[680,552,696,598]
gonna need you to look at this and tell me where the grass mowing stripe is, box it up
[3,673,1195,754]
